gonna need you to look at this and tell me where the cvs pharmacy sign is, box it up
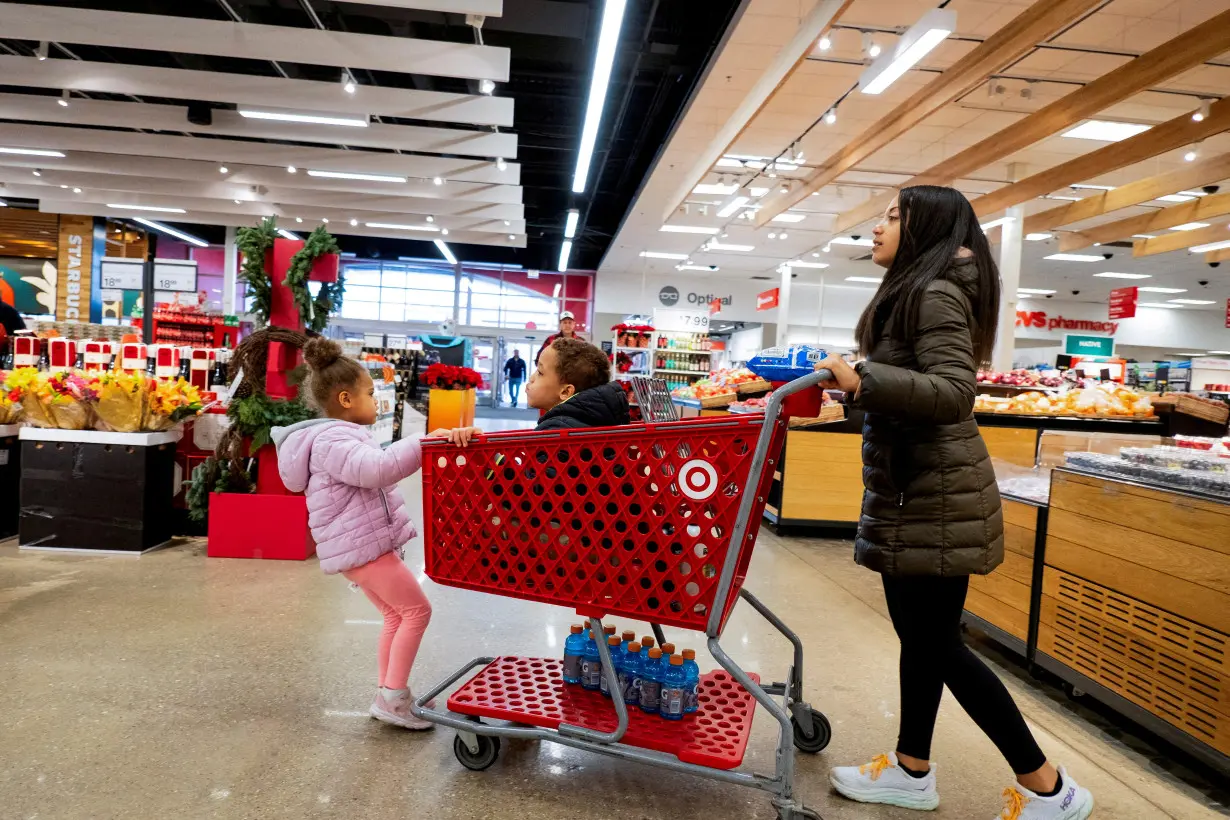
[1016,310,1118,335]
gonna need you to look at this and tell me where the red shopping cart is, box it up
[413,371,832,820]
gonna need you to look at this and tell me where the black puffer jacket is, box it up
[850,257,1003,576]
[536,382,630,431]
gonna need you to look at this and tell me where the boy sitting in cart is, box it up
[528,337,630,430]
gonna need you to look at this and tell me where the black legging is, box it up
[882,574,1047,775]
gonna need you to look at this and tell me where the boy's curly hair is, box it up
[550,337,610,394]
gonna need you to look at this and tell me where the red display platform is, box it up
[447,656,759,770]
[206,492,315,560]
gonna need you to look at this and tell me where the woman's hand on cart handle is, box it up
[426,426,482,448]
[815,356,861,395]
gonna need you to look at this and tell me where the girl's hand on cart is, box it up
[433,426,482,447]
[816,356,861,394]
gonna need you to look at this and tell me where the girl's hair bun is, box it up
[303,336,343,371]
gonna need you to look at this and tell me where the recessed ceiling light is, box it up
[1062,120,1151,142]
[1093,272,1151,279]
[846,276,883,284]
[349,218,358,227]
[72,187,81,194]
[479,78,496,95]
[639,251,689,260]
[237,107,368,128]
[830,236,874,247]
[858,9,954,96]
[1025,232,1052,241]
[441,228,449,236]
[219,165,229,174]
[693,183,738,195]
[233,199,242,205]
[1136,287,1187,294]
[0,146,65,157]
[496,156,507,172]
[1045,194,1083,202]
[749,187,770,199]
[1131,234,1156,239]
[287,166,297,174]
[364,222,440,232]
[659,225,720,235]
[1189,239,1230,253]
[1177,190,1209,197]
[295,217,303,223]
[717,196,750,218]
[979,217,1015,230]
[767,232,777,240]
[787,261,829,269]
[106,203,186,214]
[1168,298,1217,305]
[1169,222,1210,231]
[715,158,744,168]
[1045,253,1103,262]
[772,213,807,223]
[676,264,719,272]
[1156,193,1197,203]
[31,169,41,177]
[705,242,755,252]
[1069,184,1116,191]
[1017,288,1057,295]
[306,170,406,183]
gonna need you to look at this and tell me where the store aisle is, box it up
[0,478,1224,819]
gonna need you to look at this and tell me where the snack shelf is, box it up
[447,657,759,771]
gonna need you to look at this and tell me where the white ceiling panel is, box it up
[0,6,509,81]
[0,124,518,185]
[36,200,526,249]
[339,0,503,13]
[0,94,517,159]
[0,57,514,127]
[0,155,524,206]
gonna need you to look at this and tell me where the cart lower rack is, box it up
[414,371,833,820]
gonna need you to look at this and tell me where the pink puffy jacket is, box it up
[272,419,423,574]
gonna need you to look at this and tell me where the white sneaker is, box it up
[830,752,940,811]
[994,767,1093,820]
[370,691,434,731]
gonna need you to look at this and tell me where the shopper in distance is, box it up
[818,186,1095,820]
[502,348,527,406]
[535,310,584,364]
[271,337,476,731]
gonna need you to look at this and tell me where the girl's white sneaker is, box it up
[370,691,433,730]
[995,767,1094,820]
[830,752,940,811]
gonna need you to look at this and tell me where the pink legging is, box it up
[342,551,432,690]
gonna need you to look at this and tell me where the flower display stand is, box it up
[427,388,477,432]
[205,236,338,561]
[0,424,22,539]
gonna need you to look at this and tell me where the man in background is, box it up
[535,311,584,364]
[503,349,527,406]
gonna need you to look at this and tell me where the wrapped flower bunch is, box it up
[0,372,22,425]
[95,371,204,432]
[9,368,98,429]
[422,363,482,391]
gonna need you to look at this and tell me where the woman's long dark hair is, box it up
[854,185,1001,366]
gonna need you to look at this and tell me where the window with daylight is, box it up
[337,260,455,324]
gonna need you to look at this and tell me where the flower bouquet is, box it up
[95,372,204,431]
[422,363,483,390]
[146,377,204,431]
[0,373,23,425]
[10,368,97,429]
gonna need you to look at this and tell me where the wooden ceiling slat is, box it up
[1058,191,1230,251]
[1133,222,1229,257]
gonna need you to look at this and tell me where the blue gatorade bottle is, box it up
[581,630,602,691]
[681,648,701,713]
[599,635,622,698]
[563,624,585,685]
[639,647,664,714]
[620,630,636,656]
[639,635,656,661]
[620,642,643,706]
[660,654,687,720]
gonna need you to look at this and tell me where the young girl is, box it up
[272,337,476,730]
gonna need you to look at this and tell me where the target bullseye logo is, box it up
[679,459,719,500]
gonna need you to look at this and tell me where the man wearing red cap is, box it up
[535,311,584,364]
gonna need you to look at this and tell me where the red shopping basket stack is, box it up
[422,413,786,634]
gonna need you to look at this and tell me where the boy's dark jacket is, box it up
[536,382,630,430]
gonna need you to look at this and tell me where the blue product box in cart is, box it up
[746,345,827,383]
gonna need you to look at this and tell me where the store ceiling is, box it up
[0,0,742,270]
[603,0,1230,312]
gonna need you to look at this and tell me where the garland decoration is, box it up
[285,225,344,333]
[236,217,278,327]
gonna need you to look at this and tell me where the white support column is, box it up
[222,225,237,316]
[992,163,1026,372]
[816,276,826,346]
[776,265,793,347]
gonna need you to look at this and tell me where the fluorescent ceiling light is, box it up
[558,239,573,272]
[433,239,456,264]
[830,236,875,247]
[364,222,439,232]
[750,187,771,198]
[859,9,955,95]
[0,146,65,157]
[1137,287,1187,294]
[133,217,208,248]
[1045,195,1083,202]
[660,225,720,235]
[1170,222,1210,231]
[1175,352,1208,356]
[1139,302,1183,308]
[1069,184,1116,191]
[1132,234,1156,239]
[846,276,883,283]
[772,213,807,223]
[787,261,830,269]
[715,158,744,168]
[1177,190,1209,197]
[705,242,755,252]
[306,169,406,183]
[277,229,300,241]
[1189,239,1230,253]
[979,217,1014,230]
[1169,298,1217,305]
[1018,288,1056,295]
[1025,233,1053,241]
[1207,351,1230,355]
[693,183,738,195]
[106,203,186,213]
[571,0,628,193]
[237,107,368,127]
[677,265,718,272]
[1093,272,1151,279]
[1045,253,1103,262]
[1062,120,1151,142]
[640,251,688,260]
[564,209,580,239]
[0,198,7,207]
[717,196,750,218]
[1156,193,1197,203]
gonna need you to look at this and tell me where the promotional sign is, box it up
[1064,334,1115,358]
[153,260,198,293]
[1016,310,1118,335]
[55,214,95,322]
[1108,286,1138,320]
[654,307,710,333]
[100,258,144,291]
[709,297,722,316]
[756,288,780,311]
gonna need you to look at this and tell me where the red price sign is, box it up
[756,288,780,311]
[1109,286,1138,320]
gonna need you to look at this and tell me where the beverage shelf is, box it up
[446,656,759,770]
[654,368,712,376]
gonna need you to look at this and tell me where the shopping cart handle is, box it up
[814,367,833,383]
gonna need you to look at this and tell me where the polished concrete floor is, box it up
[2,476,1227,819]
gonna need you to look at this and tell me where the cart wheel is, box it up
[791,708,832,754]
[776,805,823,820]
[453,733,500,771]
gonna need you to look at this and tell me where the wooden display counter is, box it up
[764,410,864,531]
[963,497,1047,659]
[976,413,1166,467]
[1036,469,1230,774]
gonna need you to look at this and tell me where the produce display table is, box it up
[19,428,182,554]
[0,424,20,539]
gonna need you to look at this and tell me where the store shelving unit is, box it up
[652,330,713,392]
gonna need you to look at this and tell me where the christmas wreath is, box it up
[236,217,278,326]
[285,225,345,333]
